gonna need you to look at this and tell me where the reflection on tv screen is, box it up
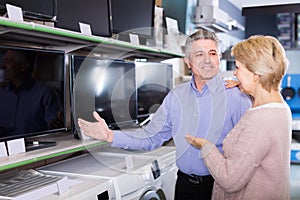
[0,46,67,142]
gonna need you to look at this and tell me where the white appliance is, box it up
[95,146,177,200]
[39,146,176,200]
[39,173,115,200]
[143,147,177,200]
[193,0,244,32]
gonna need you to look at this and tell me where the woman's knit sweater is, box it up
[202,103,292,200]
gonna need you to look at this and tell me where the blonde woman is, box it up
[186,35,292,199]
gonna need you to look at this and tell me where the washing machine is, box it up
[92,146,177,200]
[38,149,168,200]
[39,173,115,200]
[143,146,177,200]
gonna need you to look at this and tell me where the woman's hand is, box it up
[185,134,209,149]
[78,111,113,142]
[225,79,240,88]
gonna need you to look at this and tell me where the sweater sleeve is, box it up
[202,114,272,193]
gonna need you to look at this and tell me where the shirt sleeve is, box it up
[111,94,173,151]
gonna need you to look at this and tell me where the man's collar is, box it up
[190,73,224,93]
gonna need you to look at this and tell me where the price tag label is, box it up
[6,4,23,21]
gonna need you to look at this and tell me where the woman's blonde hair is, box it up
[231,35,288,92]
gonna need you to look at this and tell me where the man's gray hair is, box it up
[185,29,220,58]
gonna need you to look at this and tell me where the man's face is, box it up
[1,50,23,81]
[185,39,220,81]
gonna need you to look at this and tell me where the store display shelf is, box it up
[0,17,183,61]
[0,133,107,172]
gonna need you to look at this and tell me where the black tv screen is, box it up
[135,61,173,121]
[56,0,112,37]
[0,0,57,21]
[70,56,138,133]
[0,45,68,145]
[111,0,155,38]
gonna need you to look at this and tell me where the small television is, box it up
[55,0,112,37]
[70,55,138,138]
[0,45,68,150]
[135,61,173,123]
[0,0,57,22]
[111,0,155,43]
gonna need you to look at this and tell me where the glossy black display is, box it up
[70,56,138,133]
[0,45,68,144]
[135,61,173,121]
[56,0,112,37]
[111,0,155,38]
[0,0,57,21]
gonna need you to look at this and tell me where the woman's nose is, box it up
[233,69,237,76]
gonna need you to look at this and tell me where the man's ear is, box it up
[183,57,191,69]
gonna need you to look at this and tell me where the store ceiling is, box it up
[229,0,300,9]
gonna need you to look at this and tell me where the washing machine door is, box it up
[140,188,166,200]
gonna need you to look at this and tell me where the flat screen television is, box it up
[135,61,173,123]
[70,55,138,139]
[55,0,112,37]
[0,0,57,22]
[0,45,68,150]
[111,0,155,42]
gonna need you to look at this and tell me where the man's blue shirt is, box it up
[112,73,252,176]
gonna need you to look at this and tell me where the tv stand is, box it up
[0,132,108,172]
[25,141,57,152]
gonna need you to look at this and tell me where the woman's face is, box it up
[233,60,256,94]
[185,39,220,81]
